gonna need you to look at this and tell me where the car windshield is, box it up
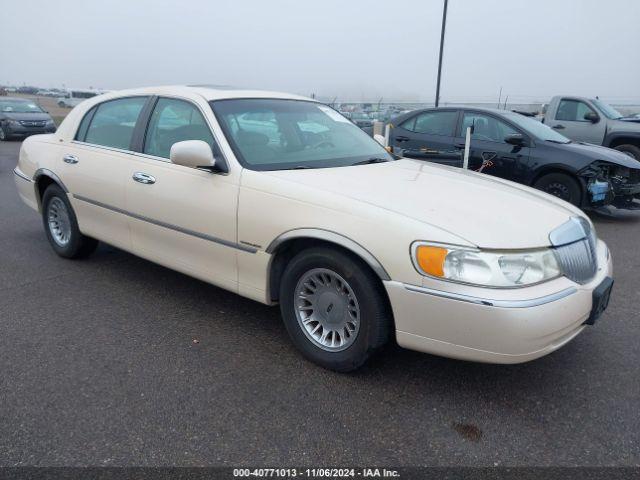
[592,99,624,119]
[503,112,571,144]
[210,99,393,171]
[0,100,44,113]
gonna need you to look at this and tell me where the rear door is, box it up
[62,96,150,250]
[454,111,531,181]
[550,98,606,144]
[390,110,461,166]
[124,95,240,292]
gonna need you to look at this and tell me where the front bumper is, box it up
[4,124,56,137]
[385,239,612,364]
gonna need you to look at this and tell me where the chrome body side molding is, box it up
[266,228,391,281]
[403,283,577,308]
[13,167,34,183]
[73,194,257,253]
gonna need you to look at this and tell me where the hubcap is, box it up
[545,182,571,201]
[294,268,360,352]
[47,197,72,246]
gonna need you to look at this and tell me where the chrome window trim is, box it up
[73,194,256,254]
[71,93,232,175]
[403,283,577,308]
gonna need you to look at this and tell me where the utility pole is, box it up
[434,0,448,108]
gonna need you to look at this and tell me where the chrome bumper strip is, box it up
[73,194,257,254]
[13,168,34,183]
[403,284,577,308]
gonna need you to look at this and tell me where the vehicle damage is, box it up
[579,160,640,209]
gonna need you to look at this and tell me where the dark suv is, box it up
[389,107,640,210]
[0,97,57,141]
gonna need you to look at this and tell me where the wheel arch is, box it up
[530,166,586,206]
[604,132,640,149]
[33,168,69,212]
[265,229,391,303]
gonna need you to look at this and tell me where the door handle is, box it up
[552,124,565,130]
[132,172,156,185]
[454,143,466,149]
[63,154,79,164]
[395,135,410,142]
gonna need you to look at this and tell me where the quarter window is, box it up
[401,111,457,136]
[556,99,596,122]
[460,113,519,143]
[144,98,217,159]
[84,97,148,149]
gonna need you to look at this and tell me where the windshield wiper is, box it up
[546,139,571,144]
[351,157,391,166]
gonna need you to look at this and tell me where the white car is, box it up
[14,85,613,371]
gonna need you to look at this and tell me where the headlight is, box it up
[45,119,55,126]
[8,119,21,126]
[412,242,561,288]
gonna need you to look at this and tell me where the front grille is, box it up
[550,217,598,285]
[19,120,46,127]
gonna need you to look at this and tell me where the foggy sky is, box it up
[2,0,639,103]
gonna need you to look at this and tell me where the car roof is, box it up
[95,85,312,102]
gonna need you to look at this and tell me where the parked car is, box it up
[57,89,103,108]
[389,107,640,210]
[542,96,640,159]
[350,111,373,128]
[14,86,613,371]
[0,97,57,140]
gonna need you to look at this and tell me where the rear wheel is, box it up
[42,184,98,258]
[0,126,10,141]
[613,144,640,160]
[279,247,392,372]
[534,172,582,206]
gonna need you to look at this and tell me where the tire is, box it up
[0,126,10,141]
[613,144,640,160]
[41,184,98,258]
[533,172,582,206]
[57,101,66,108]
[279,246,392,372]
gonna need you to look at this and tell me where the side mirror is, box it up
[170,140,216,170]
[504,133,526,146]
[584,111,599,123]
[373,133,386,146]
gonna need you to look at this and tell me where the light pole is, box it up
[434,0,448,107]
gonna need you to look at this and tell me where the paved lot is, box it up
[0,140,639,467]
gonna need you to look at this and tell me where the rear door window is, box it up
[84,97,148,150]
[400,111,457,136]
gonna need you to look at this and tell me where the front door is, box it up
[455,111,530,182]
[125,97,240,292]
[550,98,606,144]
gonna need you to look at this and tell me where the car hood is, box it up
[1,112,52,121]
[552,141,640,169]
[265,159,582,249]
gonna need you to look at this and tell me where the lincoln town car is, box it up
[14,86,613,371]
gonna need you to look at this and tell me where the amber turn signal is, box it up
[415,245,448,277]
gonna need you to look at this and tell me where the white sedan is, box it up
[14,85,613,371]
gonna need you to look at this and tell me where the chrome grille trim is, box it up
[553,239,597,284]
[550,217,598,285]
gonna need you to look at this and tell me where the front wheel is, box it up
[0,126,10,141]
[279,247,392,372]
[42,184,98,258]
[533,172,582,206]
